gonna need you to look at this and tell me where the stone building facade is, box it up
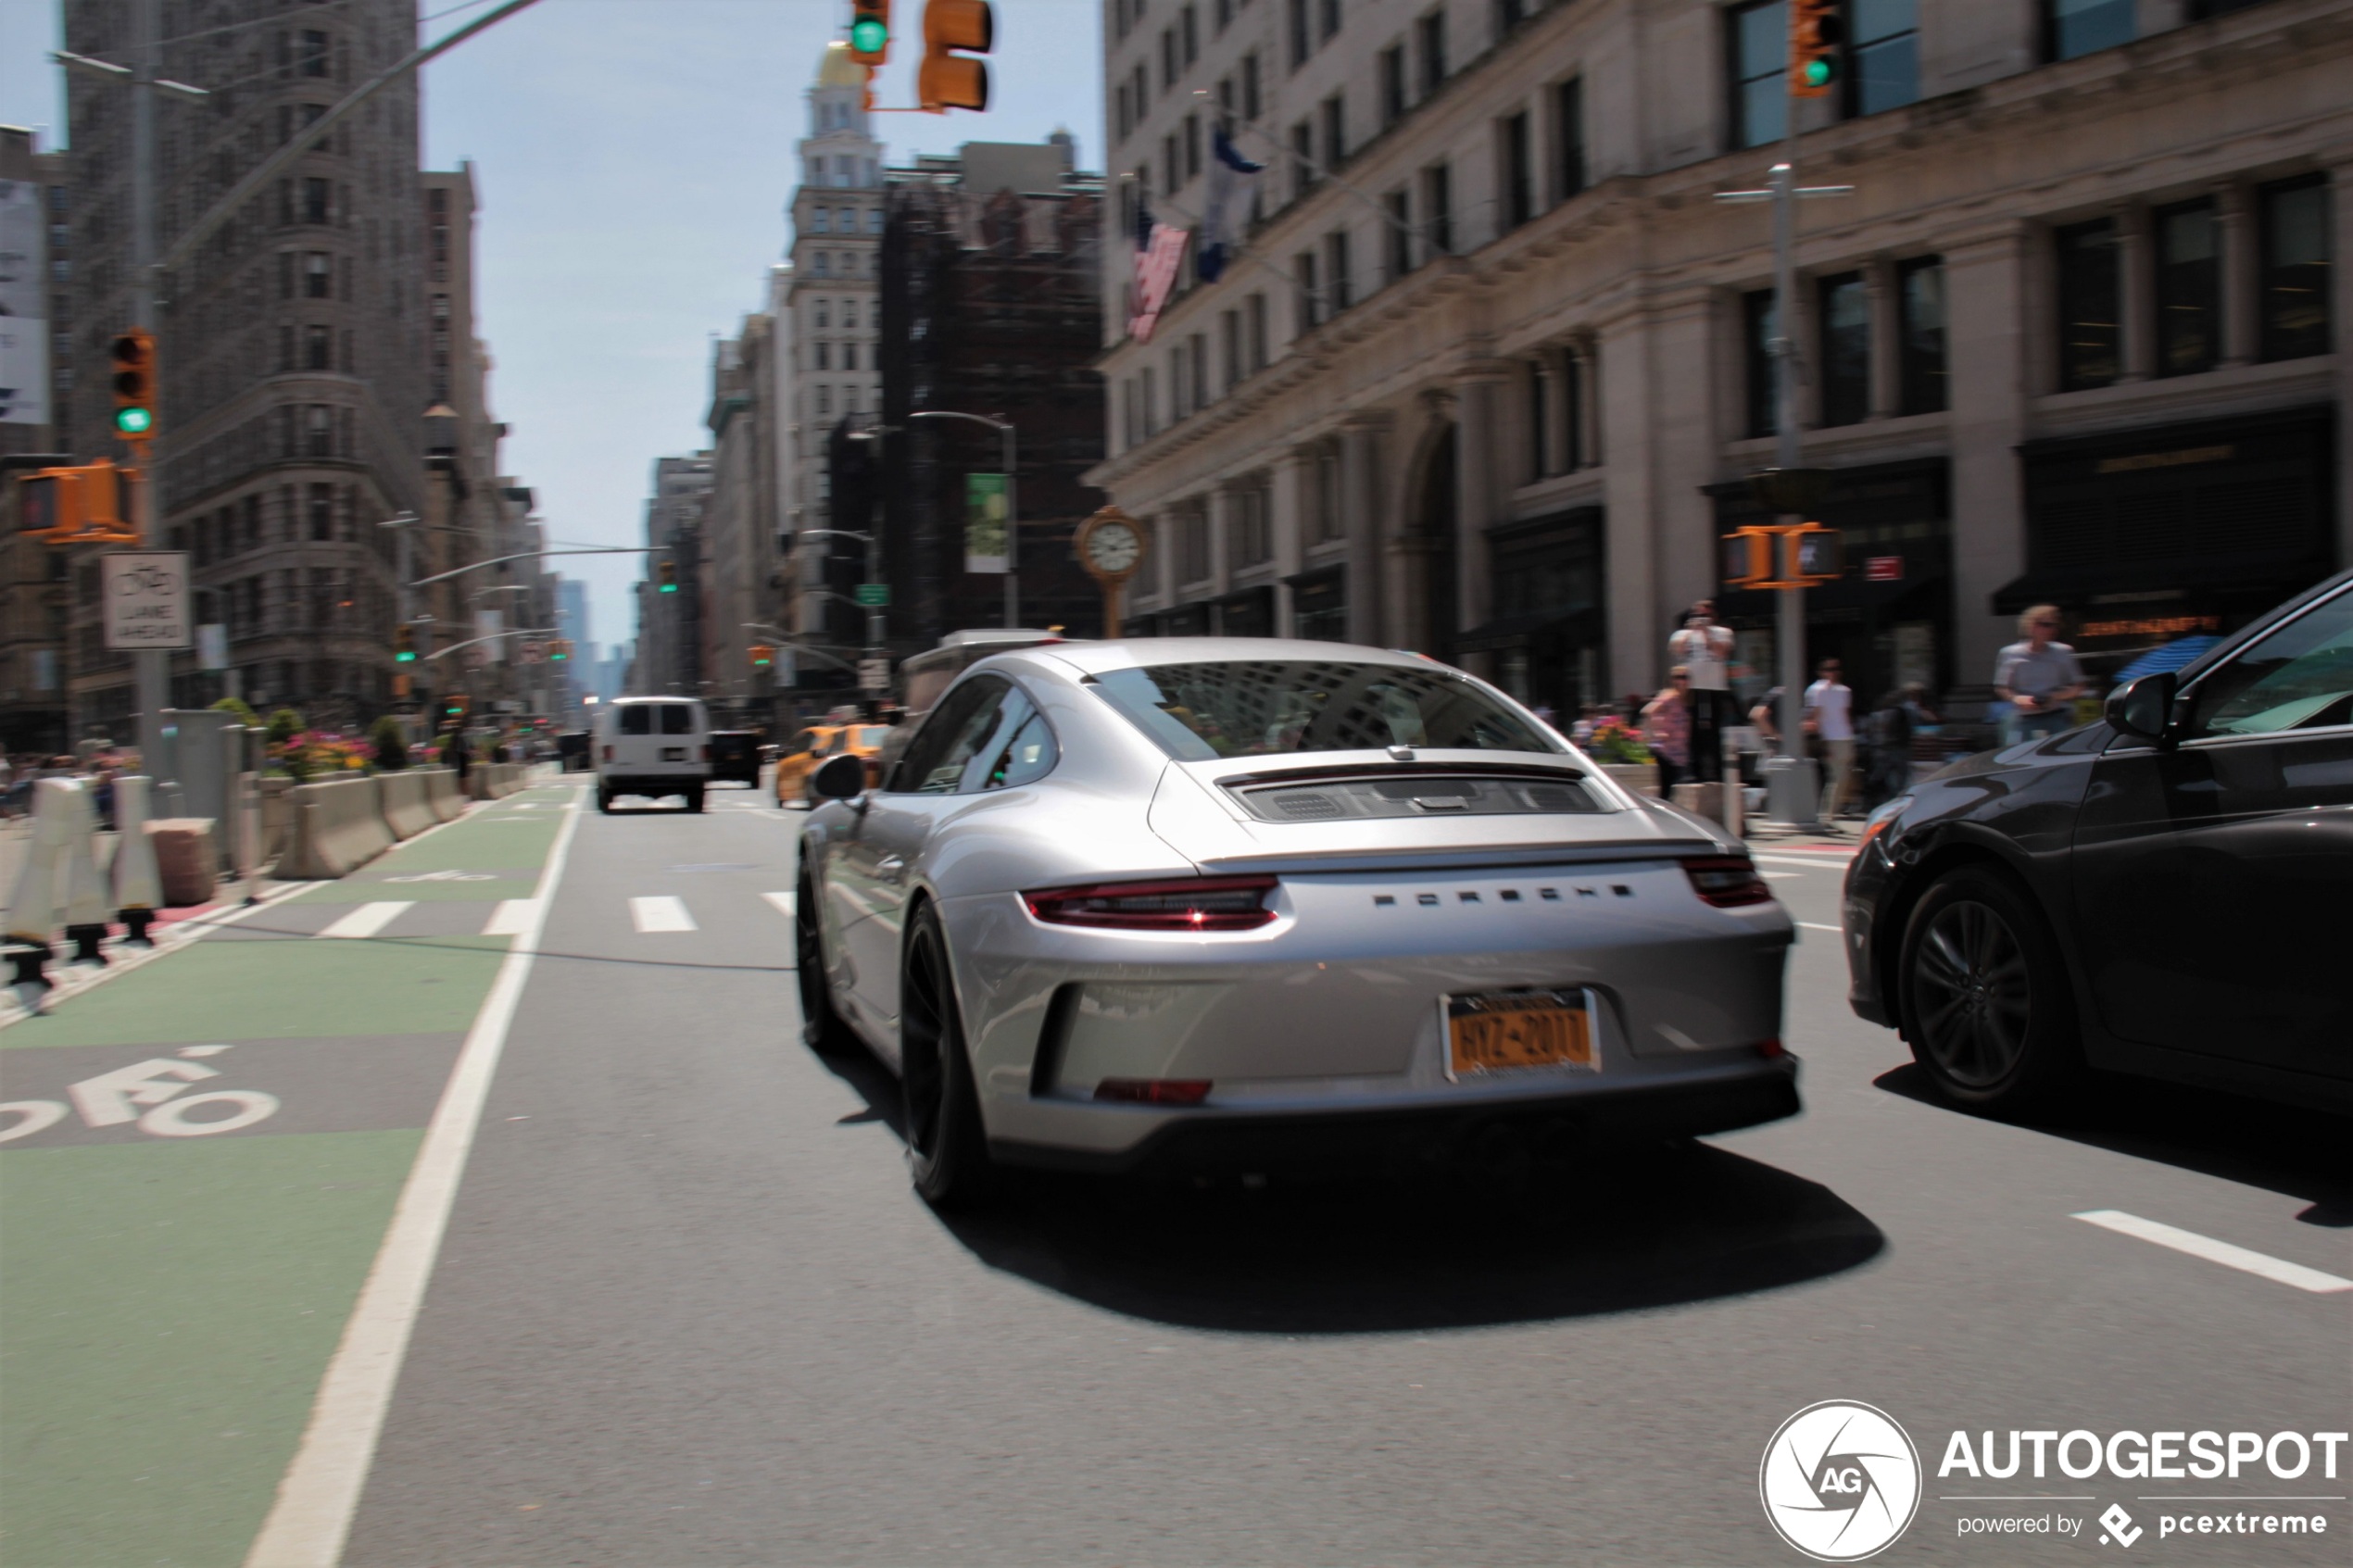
[1089,0,2351,719]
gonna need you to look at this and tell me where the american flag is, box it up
[1126,190,1189,345]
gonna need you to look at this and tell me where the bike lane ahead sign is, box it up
[103,551,192,651]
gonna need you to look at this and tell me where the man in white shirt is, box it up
[1803,658,1856,827]
[1992,604,2086,746]
[1667,600,1736,781]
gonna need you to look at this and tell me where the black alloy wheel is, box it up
[1899,866,2082,1113]
[795,872,857,1056]
[900,903,995,1210]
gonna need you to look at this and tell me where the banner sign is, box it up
[964,472,1009,574]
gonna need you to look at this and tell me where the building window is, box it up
[817,385,832,416]
[1287,0,1310,68]
[1847,0,1919,116]
[1246,292,1268,371]
[2056,218,2121,391]
[1422,162,1452,254]
[1417,10,1446,96]
[1162,26,1178,87]
[1233,486,1273,564]
[1290,122,1315,201]
[1730,2,1787,150]
[2259,174,2332,362]
[1182,3,1199,63]
[1743,289,1779,440]
[305,324,332,371]
[1501,110,1532,230]
[1189,331,1210,406]
[1325,230,1353,312]
[1296,250,1322,330]
[1241,52,1260,119]
[1318,0,1340,41]
[299,29,329,76]
[1818,272,1869,426]
[2045,0,2135,62]
[1180,506,1212,582]
[1164,133,1181,196]
[867,208,883,233]
[1141,367,1158,434]
[308,483,333,540]
[1221,308,1242,392]
[1115,81,1133,141]
[1561,348,1586,470]
[1386,188,1414,282]
[1554,78,1586,202]
[1314,447,1342,541]
[1494,0,1525,36]
[2154,199,2220,377]
[1527,362,1549,482]
[816,342,832,370]
[1896,256,1947,415]
[813,253,831,277]
[1379,45,1406,127]
[1320,94,1346,168]
[1185,112,1202,182]
[305,405,333,458]
[302,177,331,224]
[812,207,831,232]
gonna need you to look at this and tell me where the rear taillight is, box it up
[1682,855,1772,908]
[1024,874,1279,931]
[601,745,613,762]
[1755,1038,1787,1060]
[1094,1078,1213,1105]
[700,744,711,761]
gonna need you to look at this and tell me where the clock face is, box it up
[1087,521,1142,575]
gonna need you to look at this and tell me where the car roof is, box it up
[1020,637,1449,679]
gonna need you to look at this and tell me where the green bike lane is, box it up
[0,783,580,1568]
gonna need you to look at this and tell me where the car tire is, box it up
[795,871,859,1058]
[1898,865,2083,1114]
[900,902,996,1210]
[596,786,613,814]
[684,786,705,814]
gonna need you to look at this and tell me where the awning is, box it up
[1991,557,2334,615]
[1454,608,1603,654]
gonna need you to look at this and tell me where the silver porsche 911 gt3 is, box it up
[794,639,1797,1207]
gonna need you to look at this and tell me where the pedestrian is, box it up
[1863,690,1915,809]
[1748,685,1784,750]
[1803,658,1856,827]
[1570,702,1602,746]
[1993,604,2085,746]
[1667,600,1736,782]
[1641,667,1694,796]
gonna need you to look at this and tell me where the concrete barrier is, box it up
[465,764,495,802]
[421,767,464,822]
[489,763,522,798]
[276,775,391,879]
[379,770,435,840]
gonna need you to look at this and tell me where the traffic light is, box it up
[1721,527,1777,590]
[918,0,992,112]
[110,329,157,439]
[657,558,679,593]
[1780,521,1843,585]
[1790,0,1842,97]
[849,0,891,64]
[395,623,419,663]
[749,643,775,670]
[547,637,572,662]
[19,470,84,539]
[440,693,470,726]
[19,460,139,545]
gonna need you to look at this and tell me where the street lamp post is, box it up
[907,410,1018,631]
[846,428,895,698]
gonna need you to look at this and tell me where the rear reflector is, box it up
[1682,855,1774,908]
[1755,1038,1787,1060]
[1024,874,1278,931]
[1094,1078,1214,1105]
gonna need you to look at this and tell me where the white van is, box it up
[595,696,711,813]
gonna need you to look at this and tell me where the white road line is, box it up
[1755,853,1848,869]
[315,901,414,940]
[629,895,697,934]
[245,787,585,1568]
[1761,871,1800,880]
[2072,1210,2353,1294]
[761,890,796,918]
[481,899,540,937]
[1799,922,1843,934]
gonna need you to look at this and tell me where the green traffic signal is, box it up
[1803,56,1837,87]
[115,406,154,436]
[395,649,417,663]
[849,16,887,52]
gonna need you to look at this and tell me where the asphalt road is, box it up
[341,785,2350,1566]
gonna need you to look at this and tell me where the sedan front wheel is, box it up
[1899,866,2082,1114]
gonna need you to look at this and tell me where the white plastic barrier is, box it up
[378,771,436,840]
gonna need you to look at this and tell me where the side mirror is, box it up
[812,752,867,800]
[2105,671,2177,746]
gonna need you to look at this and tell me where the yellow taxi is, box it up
[774,721,895,807]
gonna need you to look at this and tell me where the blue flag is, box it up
[1196,129,1264,284]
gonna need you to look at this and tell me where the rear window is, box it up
[1093,659,1559,760]
[661,705,694,734]
[618,705,652,736]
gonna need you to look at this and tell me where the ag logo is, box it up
[1760,1399,1922,1562]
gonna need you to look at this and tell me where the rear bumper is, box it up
[990,1060,1800,1177]
[599,773,708,795]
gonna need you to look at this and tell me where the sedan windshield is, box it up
[1093,659,1561,760]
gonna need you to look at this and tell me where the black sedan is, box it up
[1844,568,2353,1115]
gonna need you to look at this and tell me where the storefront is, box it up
[1996,407,2337,683]
[1711,458,1953,712]
[1290,568,1347,642]
[1457,507,1608,721]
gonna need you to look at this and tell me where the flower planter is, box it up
[1602,762,1662,798]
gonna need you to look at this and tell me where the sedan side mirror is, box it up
[2105,671,2178,746]
[812,752,868,800]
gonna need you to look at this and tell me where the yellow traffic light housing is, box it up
[749,643,776,669]
[1790,0,1843,98]
[1780,521,1843,585]
[21,459,141,546]
[395,623,419,663]
[1720,526,1778,590]
[657,558,679,593]
[849,0,891,64]
[547,637,573,661]
[918,0,992,112]
[111,329,158,441]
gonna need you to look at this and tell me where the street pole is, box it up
[131,0,167,774]
[1769,152,1806,785]
[866,424,887,699]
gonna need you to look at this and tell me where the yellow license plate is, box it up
[1445,989,1594,1078]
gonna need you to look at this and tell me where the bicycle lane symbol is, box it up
[0,1045,278,1143]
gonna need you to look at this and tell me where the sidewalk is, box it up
[0,783,578,1568]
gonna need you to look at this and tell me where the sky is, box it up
[0,0,1105,659]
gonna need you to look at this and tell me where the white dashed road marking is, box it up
[482,899,541,936]
[316,901,414,939]
[2072,1210,2352,1294]
[1799,922,1843,934]
[629,896,698,934]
